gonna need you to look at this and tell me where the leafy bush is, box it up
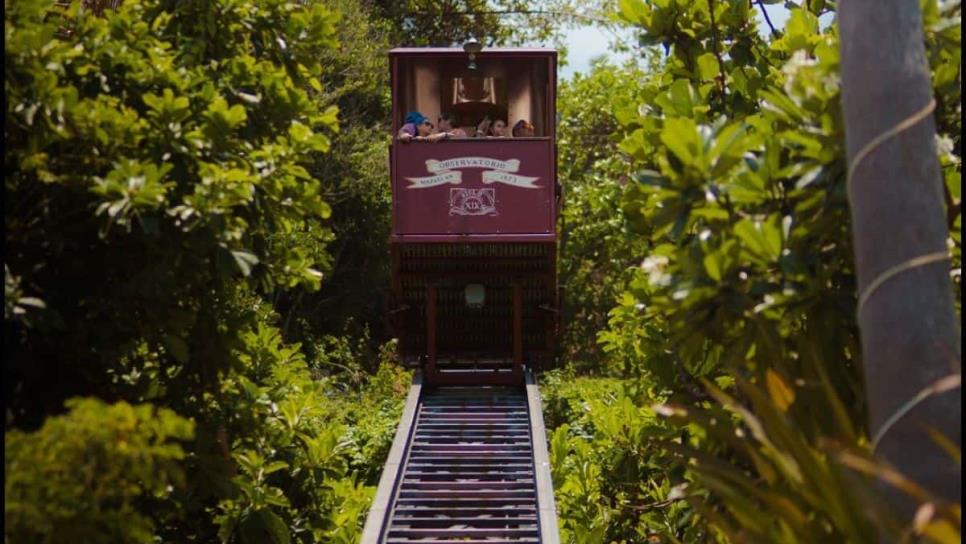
[201,322,410,543]
[274,0,395,350]
[5,0,340,426]
[5,398,194,543]
[549,0,960,541]
[4,2,416,542]
[343,347,414,483]
[557,62,653,370]
[542,369,711,543]
[654,375,962,543]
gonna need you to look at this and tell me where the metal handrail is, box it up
[526,370,561,544]
[359,372,423,543]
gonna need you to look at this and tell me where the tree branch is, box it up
[628,497,686,511]
[707,0,728,98]
[406,9,617,28]
[405,8,638,51]
[756,0,781,39]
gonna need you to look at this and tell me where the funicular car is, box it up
[388,45,559,386]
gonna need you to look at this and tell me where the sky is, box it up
[557,4,795,80]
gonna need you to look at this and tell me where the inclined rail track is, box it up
[361,372,559,543]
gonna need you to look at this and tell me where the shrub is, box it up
[5,398,194,543]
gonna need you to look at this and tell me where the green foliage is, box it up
[342,355,414,483]
[5,264,47,326]
[654,375,961,543]
[3,279,413,544]
[209,320,356,543]
[4,0,340,425]
[541,369,712,543]
[548,0,962,541]
[269,0,394,349]
[4,1,416,542]
[557,61,654,369]
[5,398,194,543]
[369,0,576,47]
[922,0,963,311]
[195,315,409,543]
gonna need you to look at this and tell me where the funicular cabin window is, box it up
[394,55,551,138]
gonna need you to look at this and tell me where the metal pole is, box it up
[839,0,961,519]
[426,285,437,384]
[513,282,523,379]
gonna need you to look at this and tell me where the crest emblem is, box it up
[449,188,497,216]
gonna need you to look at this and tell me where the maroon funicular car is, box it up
[388,45,559,386]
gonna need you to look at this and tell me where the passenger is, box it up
[512,120,535,138]
[398,111,446,142]
[474,116,493,137]
[436,112,468,138]
[474,116,508,138]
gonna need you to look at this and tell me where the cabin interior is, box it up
[394,56,552,137]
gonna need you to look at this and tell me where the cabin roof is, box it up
[389,47,557,56]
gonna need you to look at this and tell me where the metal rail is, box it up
[361,370,559,543]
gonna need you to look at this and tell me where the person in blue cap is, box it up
[397,111,446,142]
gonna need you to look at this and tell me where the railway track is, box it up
[361,371,558,543]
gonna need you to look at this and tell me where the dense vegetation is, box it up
[547,1,961,542]
[4,1,407,541]
[4,0,960,543]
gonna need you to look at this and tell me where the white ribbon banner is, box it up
[481,170,540,189]
[405,171,462,189]
[406,156,539,189]
[427,157,520,174]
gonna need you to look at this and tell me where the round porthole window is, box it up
[464,283,485,309]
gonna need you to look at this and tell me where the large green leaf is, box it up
[239,509,291,544]
[660,117,703,169]
[734,215,783,263]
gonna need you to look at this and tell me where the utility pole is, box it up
[839,0,961,521]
